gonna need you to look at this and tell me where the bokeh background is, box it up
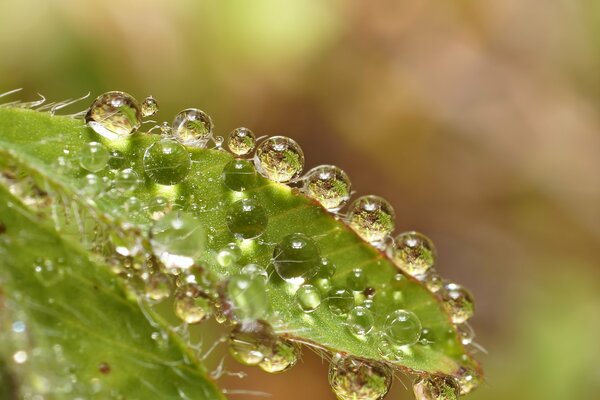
[1,1,600,399]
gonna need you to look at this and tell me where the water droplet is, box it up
[113,168,139,193]
[225,199,268,240]
[384,309,422,346]
[346,268,367,292]
[86,91,142,139]
[173,284,212,324]
[108,149,126,170]
[227,274,268,320]
[80,173,106,195]
[141,96,159,117]
[303,165,351,211]
[327,287,354,315]
[221,159,257,192]
[389,231,436,276]
[347,195,395,244]
[228,127,256,156]
[143,139,191,185]
[413,375,461,400]
[150,211,206,270]
[228,321,274,366]
[423,270,443,293]
[328,356,392,400]
[240,264,268,283]
[346,306,374,336]
[295,284,321,312]
[456,323,475,345]
[172,108,213,147]
[272,233,320,284]
[216,243,242,267]
[147,196,171,220]
[316,257,336,279]
[160,121,172,135]
[441,283,474,324]
[79,142,109,172]
[13,350,28,364]
[259,339,299,373]
[145,273,172,301]
[254,136,304,183]
[456,366,481,395]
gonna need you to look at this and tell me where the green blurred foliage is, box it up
[1,0,600,399]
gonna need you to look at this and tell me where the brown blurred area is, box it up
[2,0,600,399]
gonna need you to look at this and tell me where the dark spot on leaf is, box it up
[0,221,6,234]
[98,362,111,374]
[363,287,376,298]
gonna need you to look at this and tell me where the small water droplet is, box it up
[422,270,443,293]
[141,96,159,117]
[80,173,106,195]
[86,91,142,139]
[441,283,474,324]
[150,211,206,270]
[216,243,242,267]
[227,274,269,321]
[227,127,256,156]
[316,257,336,279]
[456,323,475,345]
[272,233,320,284]
[228,321,274,365]
[108,149,126,170]
[389,231,436,276]
[172,108,213,147]
[145,273,172,301]
[221,159,257,192]
[173,284,212,324]
[413,375,461,400]
[143,139,191,185]
[347,195,395,244]
[225,199,268,240]
[327,287,354,316]
[147,196,171,220]
[240,264,268,283]
[295,284,321,312]
[346,306,374,336]
[79,142,109,172]
[328,356,392,400]
[113,168,139,193]
[456,366,481,395]
[303,165,351,211]
[346,268,367,292]
[384,309,422,346]
[254,136,304,183]
[160,121,172,135]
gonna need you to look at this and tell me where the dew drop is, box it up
[259,339,299,374]
[328,356,392,400]
[221,159,257,192]
[254,136,304,183]
[108,149,126,170]
[79,142,109,172]
[346,268,367,292]
[302,165,351,211]
[227,127,256,156]
[160,121,172,135]
[85,91,142,139]
[225,199,268,240]
[327,287,354,316]
[347,195,395,244]
[456,323,475,346]
[172,108,213,147]
[346,306,374,336]
[295,284,321,312]
[147,196,171,220]
[423,270,443,293]
[384,309,422,346]
[216,243,242,267]
[173,284,212,324]
[141,96,159,118]
[145,273,172,301]
[389,231,436,276]
[80,173,106,196]
[441,283,474,324]
[240,264,268,283]
[228,321,274,366]
[113,168,139,193]
[316,257,336,279]
[413,375,461,400]
[456,366,482,395]
[272,233,320,284]
[227,274,269,321]
[150,211,205,270]
[143,139,191,185]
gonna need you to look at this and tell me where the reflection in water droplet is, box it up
[413,375,461,400]
[86,91,142,139]
[228,127,256,156]
[79,142,109,172]
[172,108,213,147]
[222,159,257,192]
[441,283,474,324]
[141,96,159,117]
[227,274,269,321]
[254,136,304,183]
[302,165,351,211]
[346,306,374,336]
[295,284,321,312]
[388,231,436,276]
[272,233,320,284]
[143,139,191,185]
[384,309,422,346]
[150,211,205,270]
[173,284,212,324]
[328,355,392,400]
[225,199,268,240]
[347,195,395,245]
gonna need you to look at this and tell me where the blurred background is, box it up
[1,0,600,399]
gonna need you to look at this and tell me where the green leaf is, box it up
[0,106,481,394]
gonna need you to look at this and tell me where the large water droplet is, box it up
[86,91,142,139]
[347,195,395,244]
[221,159,257,192]
[150,211,205,270]
[141,96,159,118]
[328,356,392,400]
[389,231,436,276]
[413,375,461,400]
[227,127,256,156]
[254,136,304,183]
[143,139,191,185]
[79,142,109,172]
[441,283,474,324]
[227,274,269,321]
[295,284,321,312]
[173,284,212,324]
[346,306,374,336]
[327,287,354,315]
[172,108,213,147]
[272,233,320,284]
[303,165,351,211]
[384,309,422,346]
[225,199,268,239]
